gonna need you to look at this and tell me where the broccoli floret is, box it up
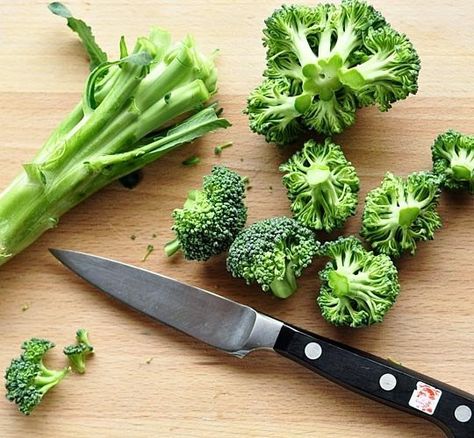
[63,329,94,374]
[432,130,474,193]
[361,171,442,257]
[246,0,420,144]
[226,217,319,298]
[317,236,400,327]
[280,139,359,232]
[5,338,70,415]
[165,166,247,261]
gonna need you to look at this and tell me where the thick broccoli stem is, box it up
[0,82,215,264]
[270,263,297,299]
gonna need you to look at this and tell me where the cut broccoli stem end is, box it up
[165,237,181,257]
[398,206,420,227]
[327,270,350,298]
[306,164,331,186]
[452,164,472,181]
[270,264,297,299]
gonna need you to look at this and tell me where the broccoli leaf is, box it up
[49,2,107,70]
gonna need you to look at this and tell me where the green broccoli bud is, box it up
[247,0,420,143]
[361,171,442,257]
[5,338,70,415]
[317,236,400,327]
[280,139,359,232]
[226,217,319,298]
[432,130,474,193]
[165,166,247,261]
[63,329,94,374]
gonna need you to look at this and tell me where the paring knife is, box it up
[50,249,473,438]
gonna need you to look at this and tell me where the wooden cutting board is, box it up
[0,1,472,437]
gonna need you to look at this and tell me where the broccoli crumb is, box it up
[130,234,137,241]
[214,141,233,156]
[143,244,154,261]
[182,156,201,166]
[21,303,30,312]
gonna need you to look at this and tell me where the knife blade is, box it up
[49,248,282,357]
[51,249,473,438]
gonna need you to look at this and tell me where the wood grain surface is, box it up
[0,1,472,437]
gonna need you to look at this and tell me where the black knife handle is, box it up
[274,324,474,438]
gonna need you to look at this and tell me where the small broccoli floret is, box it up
[5,338,70,415]
[165,166,247,261]
[432,130,474,193]
[361,172,442,257]
[247,0,420,144]
[63,329,94,374]
[280,139,360,232]
[317,236,400,327]
[246,78,309,145]
[226,217,319,298]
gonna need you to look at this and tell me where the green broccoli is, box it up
[317,236,400,327]
[165,166,247,261]
[5,338,70,415]
[361,171,442,257]
[226,217,319,298]
[246,0,420,145]
[280,139,359,232]
[432,130,474,193]
[0,4,230,267]
[63,329,94,374]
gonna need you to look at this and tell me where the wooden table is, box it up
[0,1,472,436]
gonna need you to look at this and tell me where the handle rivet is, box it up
[379,373,397,391]
[304,342,322,360]
[454,405,472,423]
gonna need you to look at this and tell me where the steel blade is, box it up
[50,249,282,356]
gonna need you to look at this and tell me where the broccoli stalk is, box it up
[361,172,442,256]
[226,217,319,298]
[5,338,70,415]
[432,130,474,193]
[0,5,230,266]
[247,0,420,144]
[280,139,359,231]
[317,236,400,327]
[165,166,247,261]
[63,329,94,374]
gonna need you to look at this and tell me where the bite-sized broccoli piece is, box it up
[317,236,400,327]
[5,338,70,415]
[63,329,94,374]
[246,0,420,145]
[280,139,359,232]
[226,217,319,298]
[432,130,474,193]
[165,166,247,261]
[361,171,442,257]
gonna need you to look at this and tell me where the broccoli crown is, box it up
[5,338,69,415]
[361,171,442,257]
[317,236,400,327]
[226,217,319,298]
[280,138,360,231]
[165,166,247,261]
[432,130,474,193]
[63,329,94,374]
[246,0,420,145]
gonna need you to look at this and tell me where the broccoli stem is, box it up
[0,80,218,264]
[398,206,420,227]
[164,238,181,257]
[270,263,297,298]
[452,164,471,181]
